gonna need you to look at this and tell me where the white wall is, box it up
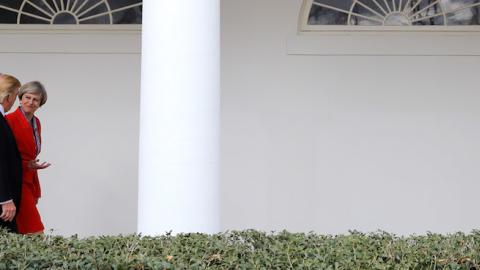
[0,27,141,236]
[1,0,480,236]
[221,0,480,235]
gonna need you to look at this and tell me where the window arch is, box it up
[0,0,142,24]
[299,0,480,30]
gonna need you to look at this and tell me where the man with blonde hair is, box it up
[0,73,22,232]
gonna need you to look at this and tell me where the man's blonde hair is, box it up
[0,74,21,103]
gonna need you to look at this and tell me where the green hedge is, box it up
[0,229,479,269]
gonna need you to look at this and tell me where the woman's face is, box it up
[20,92,42,115]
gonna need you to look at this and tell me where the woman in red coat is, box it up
[6,81,51,234]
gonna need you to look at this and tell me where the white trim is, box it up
[299,25,480,33]
[79,3,142,23]
[0,26,141,54]
[298,0,313,32]
[0,24,142,32]
[0,24,141,33]
[287,31,480,56]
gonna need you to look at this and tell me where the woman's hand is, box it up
[27,159,51,170]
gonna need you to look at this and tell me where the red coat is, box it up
[6,107,44,233]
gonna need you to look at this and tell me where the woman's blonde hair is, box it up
[0,74,21,103]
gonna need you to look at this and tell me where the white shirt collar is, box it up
[0,104,4,116]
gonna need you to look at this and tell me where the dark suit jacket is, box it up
[0,113,22,232]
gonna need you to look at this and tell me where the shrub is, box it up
[0,229,479,269]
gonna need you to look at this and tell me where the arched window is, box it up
[300,0,480,29]
[0,0,142,24]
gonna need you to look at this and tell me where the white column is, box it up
[138,0,220,234]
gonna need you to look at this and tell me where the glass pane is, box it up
[0,9,17,23]
[19,15,49,24]
[107,0,140,10]
[308,5,349,25]
[360,0,391,16]
[52,12,77,24]
[444,0,480,25]
[314,0,354,12]
[22,1,51,20]
[81,14,109,24]
[113,7,142,24]
[352,3,384,25]
[78,3,109,23]
[0,0,22,9]
[412,15,445,25]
